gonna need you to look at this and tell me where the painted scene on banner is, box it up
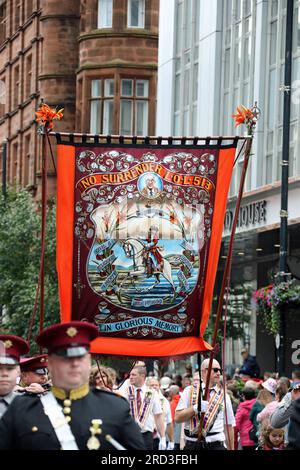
[72,147,219,340]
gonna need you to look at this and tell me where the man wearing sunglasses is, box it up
[175,359,235,450]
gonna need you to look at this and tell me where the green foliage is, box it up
[231,376,247,394]
[0,190,59,352]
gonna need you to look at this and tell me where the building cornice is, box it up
[19,94,39,109]
[0,39,9,53]
[78,29,158,43]
[20,10,41,30]
[0,93,40,126]
[227,176,300,206]
[76,62,157,73]
[8,108,18,118]
[40,14,80,21]
[1,120,36,140]
[0,37,42,73]
[36,170,57,178]
[4,10,41,43]
[38,74,76,81]
[222,217,300,241]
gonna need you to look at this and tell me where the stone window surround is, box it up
[87,71,152,136]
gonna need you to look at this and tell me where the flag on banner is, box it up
[56,137,237,357]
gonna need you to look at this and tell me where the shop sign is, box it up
[224,200,267,233]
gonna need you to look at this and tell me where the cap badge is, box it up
[4,340,13,349]
[41,357,46,362]
[66,327,78,338]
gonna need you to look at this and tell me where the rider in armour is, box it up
[143,226,163,276]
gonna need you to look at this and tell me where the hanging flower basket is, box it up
[252,280,300,335]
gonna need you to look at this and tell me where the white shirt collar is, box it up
[133,383,147,393]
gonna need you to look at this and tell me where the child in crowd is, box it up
[257,422,285,450]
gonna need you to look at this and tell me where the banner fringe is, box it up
[53,133,244,148]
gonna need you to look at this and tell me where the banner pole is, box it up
[27,119,48,346]
[197,136,254,444]
[27,102,63,349]
[39,131,47,343]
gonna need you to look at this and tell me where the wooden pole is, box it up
[39,131,47,343]
[198,136,253,443]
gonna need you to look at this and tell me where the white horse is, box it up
[122,237,175,294]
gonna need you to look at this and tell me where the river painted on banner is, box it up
[88,267,198,312]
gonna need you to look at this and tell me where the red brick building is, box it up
[0,0,159,196]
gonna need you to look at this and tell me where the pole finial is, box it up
[251,101,261,124]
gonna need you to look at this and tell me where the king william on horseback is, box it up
[143,226,163,277]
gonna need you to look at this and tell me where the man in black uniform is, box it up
[0,334,29,418]
[0,321,144,450]
[16,354,50,394]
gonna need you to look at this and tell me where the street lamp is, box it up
[276,0,294,375]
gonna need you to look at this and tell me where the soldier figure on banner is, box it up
[143,225,163,276]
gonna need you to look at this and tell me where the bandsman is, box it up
[0,321,144,450]
[0,334,29,419]
[17,354,50,395]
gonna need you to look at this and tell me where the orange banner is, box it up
[56,142,236,357]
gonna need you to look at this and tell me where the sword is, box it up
[105,434,127,450]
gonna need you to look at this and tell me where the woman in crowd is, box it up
[89,364,114,391]
[257,384,286,423]
[249,385,275,444]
